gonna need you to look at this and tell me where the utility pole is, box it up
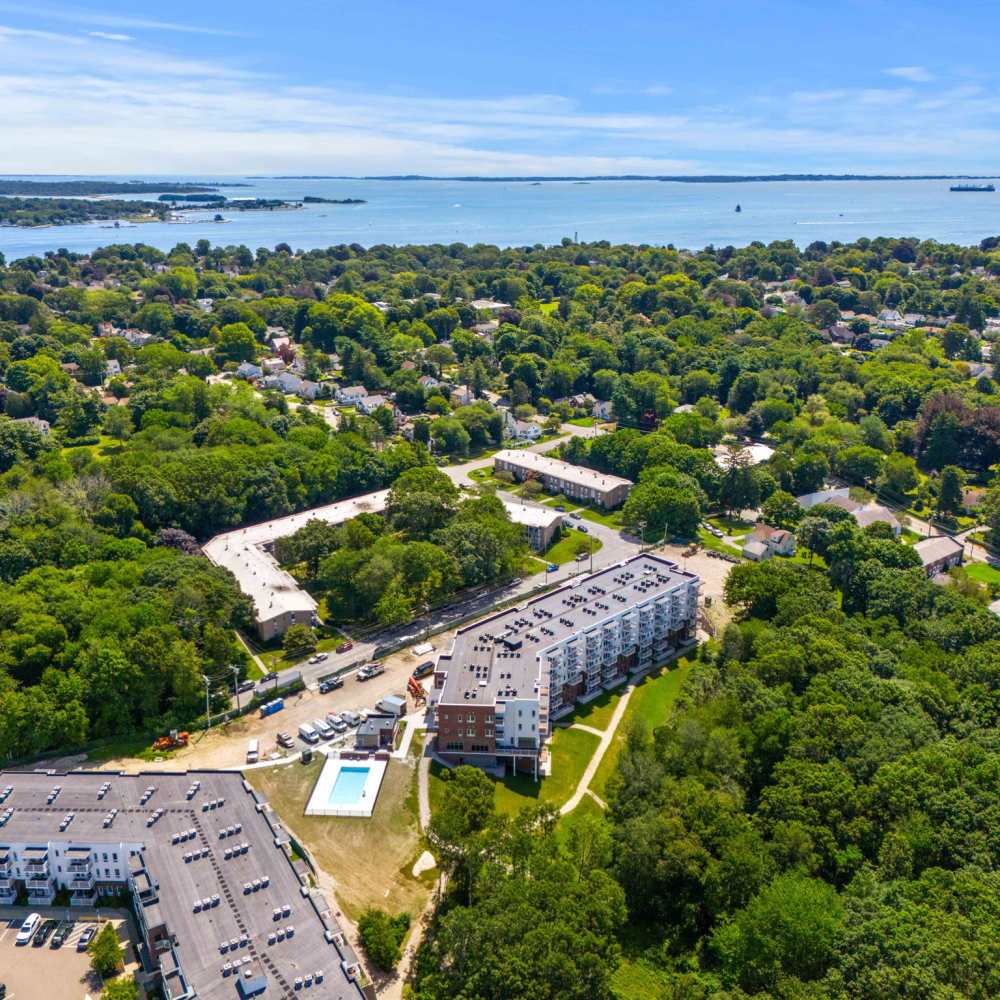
[638,519,647,554]
[202,674,211,733]
[230,665,241,712]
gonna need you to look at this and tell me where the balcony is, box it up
[71,874,96,890]
[71,889,98,906]
[27,888,55,905]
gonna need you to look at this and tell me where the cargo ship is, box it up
[950,184,995,192]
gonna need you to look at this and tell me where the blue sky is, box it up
[1,0,998,175]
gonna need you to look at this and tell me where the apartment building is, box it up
[428,554,699,777]
[492,449,633,509]
[0,770,364,1000]
[204,491,565,637]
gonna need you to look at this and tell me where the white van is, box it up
[297,723,319,745]
[245,739,259,764]
[16,912,40,945]
[312,718,334,740]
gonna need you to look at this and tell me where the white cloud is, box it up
[0,23,997,175]
[87,31,131,42]
[885,65,934,83]
[0,2,241,36]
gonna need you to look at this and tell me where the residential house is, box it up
[878,308,904,325]
[511,419,542,442]
[123,329,155,348]
[451,384,474,407]
[418,375,441,391]
[261,357,286,374]
[13,416,50,436]
[472,320,499,338]
[194,298,214,314]
[469,298,510,312]
[236,361,263,380]
[795,488,900,535]
[493,449,633,509]
[105,359,122,380]
[742,524,796,561]
[593,399,613,420]
[913,535,964,577]
[335,385,367,405]
[262,372,319,400]
[356,394,393,416]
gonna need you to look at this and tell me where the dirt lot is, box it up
[0,908,137,1000]
[246,755,433,923]
[90,639,448,774]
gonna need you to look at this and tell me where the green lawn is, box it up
[578,506,625,528]
[567,416,597,427]
[559,687,623,731]
[543,531,602,565]
[707,515,754,538]
[964,562,1000,586]
[555,793,605,847]
[697,528,743,558]
[591,659,693,799]
[610,957,671,1000]
[428,725,601,817]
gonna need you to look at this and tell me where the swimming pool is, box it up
[328,766,369,806]
[305,756,388,817]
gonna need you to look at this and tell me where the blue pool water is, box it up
[327,766,370,806]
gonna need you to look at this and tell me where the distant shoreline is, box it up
[267,173,1000,184]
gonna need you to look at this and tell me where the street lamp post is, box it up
[230,665,241,712]
[202,674,211,733]
[638,519,647,554]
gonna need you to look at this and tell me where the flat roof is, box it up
[499,499,563,529]
[204,490,563,627]
[0,769,362,1000]
[202,491,390,625]
[913,535,964,565]
[493,449,633,493]
[436,553,697,707]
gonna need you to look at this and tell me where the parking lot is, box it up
[0,908,135,1000]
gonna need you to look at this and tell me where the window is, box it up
[466,728,476,737]
[445,742,463,752]
[485,728,493,736]
[467,714,476,723]
[470,744,490,753]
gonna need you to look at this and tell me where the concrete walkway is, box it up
[571,723,605,738]
[559,682,637,815]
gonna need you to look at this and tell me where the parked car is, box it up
[238,679,255,694]
[576,524,589,533]
[575,552,588,561]
[326,713,348,733]
[412,660,435,680]
[570,512,582,520]
[546,563,558,572]
[318,675,344,694]
[50,921,73,949]
[76,924,97,951]
[15,913,40,945]
[563,519,573,528]
[339,640,354,652]
[298,723,320,745]
[554,505,565,511]
[33,919,58,947]
[261,671,278,683]
[312,718,335,740]
[276,731,295,749]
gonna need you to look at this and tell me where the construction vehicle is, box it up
[407,676,426,703]
[152,730,189,752]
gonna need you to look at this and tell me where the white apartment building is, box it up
[430,554,699,777]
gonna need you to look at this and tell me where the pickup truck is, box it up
[356,662,385,681]
[318,674,344,694]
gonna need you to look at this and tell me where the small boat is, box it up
[735,204,742,213]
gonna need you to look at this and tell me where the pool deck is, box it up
[304,755,388,818]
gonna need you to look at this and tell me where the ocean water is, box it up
[3,176,1000,259]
